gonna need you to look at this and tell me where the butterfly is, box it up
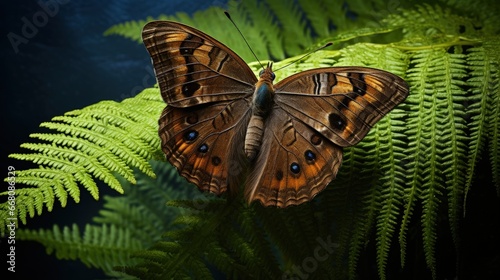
[142,21,409,208]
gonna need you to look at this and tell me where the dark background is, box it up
[1,1,499,279]
[1,1,224,279]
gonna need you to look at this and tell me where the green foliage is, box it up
[1,88,165,233]
[103,0,414,62]
[18,223,141,278]
[4,0,500,279]
[16,160,202,278]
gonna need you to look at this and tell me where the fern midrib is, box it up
[421,83,440,278]
[443,53,466,247]
[348,121,385,277]
[465,47,490,191]
[376,116,404,280]
[490,84,500,191]
[393,37,480,51]
[399,50,431,269]
[376,182,402,280]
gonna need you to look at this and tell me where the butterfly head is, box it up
[258,62,276,83]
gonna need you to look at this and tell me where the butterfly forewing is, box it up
[144,21,256,195]
[275,67,409,147]
[142,21,257,107]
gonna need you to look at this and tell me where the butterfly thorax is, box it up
[253,80,275,116]
[244,65,276,160]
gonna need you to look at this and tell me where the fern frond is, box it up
[254,205,311,268]
[403,50,444,278]
[16,143,129,190]
[333,127,392,279]
[375,177,403,280]
[16,159,199,278]
[103,17,153,43]
[466,46,493,190]
[420,186,441,279]
[386,4,477,43]
[264,0,313,55]
[238,209,282,277]
[224,2,271,61]
[336,43,410,73]
[347,186,380,279]
[481,39,500,191]
[490,85,500,193]
[1,89,165,235]
[325,43,411,277]
[93,196,161,243]
[17,224,142,278]
[298,0,332,38]
[238,0,284,60]
[401,46,473,277]
[8,168,81,208]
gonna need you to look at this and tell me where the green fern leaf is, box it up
[17,223,142,278]
[480,39,500,191]
[375,180,403,280]
[16,159,198,277]
[1,88,164,235]
[298,0,332,38]
[236,0,284,60]
[265,0,313,55]
[466,46,494,190]
[103,17,152,43]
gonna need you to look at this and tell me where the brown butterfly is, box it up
[142,21,409,208]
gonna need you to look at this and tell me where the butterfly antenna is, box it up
[224,11,265,70]
[274,42,333,72]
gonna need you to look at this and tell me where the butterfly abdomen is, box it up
[244,115,265,160]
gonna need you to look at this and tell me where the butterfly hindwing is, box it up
[245,109,343,207]
[159,99,252,195]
